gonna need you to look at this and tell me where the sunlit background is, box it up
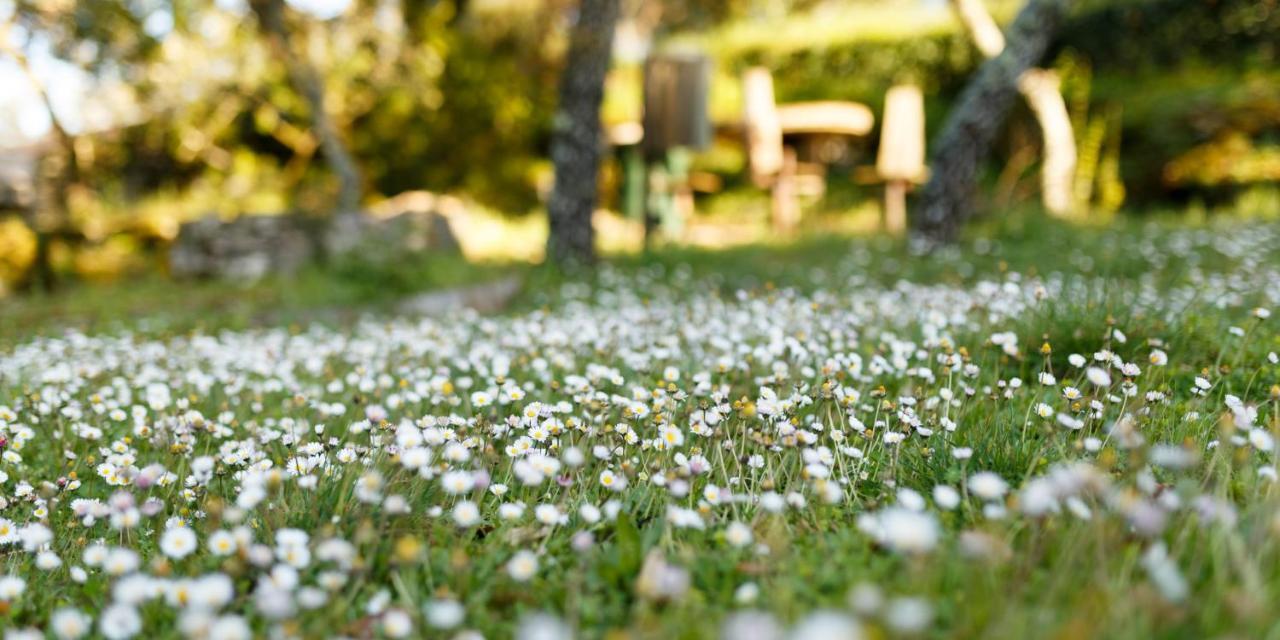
[1,0,1277,295]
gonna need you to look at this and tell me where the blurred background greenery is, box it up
[1,0,1278,295]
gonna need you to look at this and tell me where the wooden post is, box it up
[876,85,926,235]
[742,68,784,185]
[743,67,801,233]
[884,179,907,235]
[772,148,800,233]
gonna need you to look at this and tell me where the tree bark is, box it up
[249,0,362,217]
[916,0,1072,246]
[950,0,1077,218]
[546,0,620,266]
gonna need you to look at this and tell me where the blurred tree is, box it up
[915,0,1073,246]
[2,0,158,290]
[547,0,620,265]
[248,0,363,218]
[0,16,67,291]
[3,0,183,288]
[950,0,1076,217]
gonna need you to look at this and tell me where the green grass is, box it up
[1,214,1279,639]
[2,211,1267,342]
[0,250,507,347]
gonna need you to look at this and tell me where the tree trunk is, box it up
[950,0,1077,218]
[916,0,1072,246]
[546,0,620,266]
[250,0,362,217]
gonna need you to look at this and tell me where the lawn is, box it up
[1,215,1278,639]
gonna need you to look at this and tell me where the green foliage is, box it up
[676,0,1280,209]
[1058,0,1280,73]
[729,31,979,109]
[9,0,1280,263]
[11,0,564,220]
[596,512,644,589]
[1062,63,1125,215]
[351,8,560,213]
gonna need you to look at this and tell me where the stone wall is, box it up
[168,214,317,280]
[169,208,459,281]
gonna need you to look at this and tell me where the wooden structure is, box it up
[618,52,713,244]
[875,84,926,234]
[741,67,875,232]
[611,63,877,238]
[642,54,712,156]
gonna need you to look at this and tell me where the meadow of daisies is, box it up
[1,220,1278,639]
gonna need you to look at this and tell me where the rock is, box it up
[170,203,460,281]
[169,214,317,280]
[0,142,42,212]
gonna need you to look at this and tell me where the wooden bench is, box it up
[742,67,875,232]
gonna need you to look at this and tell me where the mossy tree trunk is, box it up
[546,0,620,266]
